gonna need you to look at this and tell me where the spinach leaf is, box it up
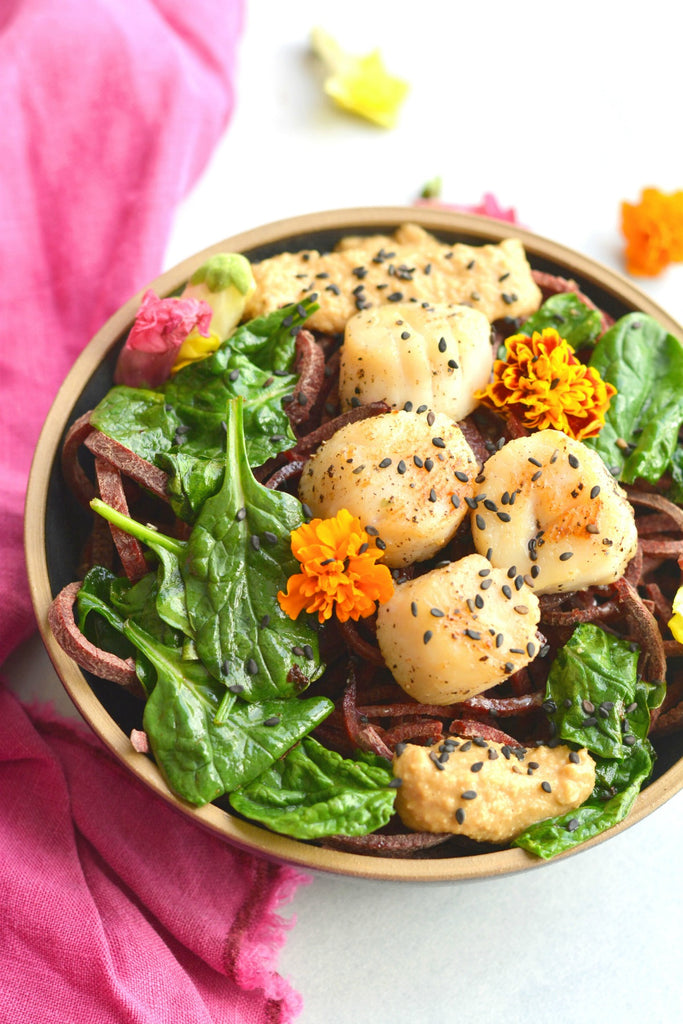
[183,397,324,702]
[513,624,664,859]
[77,566,136,660]
[76,566,156,694]
[89,387,176,463]
[518,292,603,352]
[90,298,318,520]
[124,618,333,806]
[585,313,683,483]
[542,624,642,759]
[513,741,654,859]
[110,571,183,649]
[228,736,397,839]
[90,499,192,639]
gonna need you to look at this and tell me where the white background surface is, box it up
[6,2,683,1021]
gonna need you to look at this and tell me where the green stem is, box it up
[91,498,185,557]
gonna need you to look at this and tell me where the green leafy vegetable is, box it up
[124,619,332,806]
[90,298,318,520]
[512,743,654,859]
[90,499,192,639]
[183,397,324,702]
[229,736,397,839]
[513,625,664,859]
[585,312,683,483]
[512,292,603,353]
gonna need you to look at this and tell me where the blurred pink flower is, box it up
[114,289,213,388]
[416,191,520,225]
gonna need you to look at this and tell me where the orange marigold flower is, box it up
[277,508,394,624]
[475,328,616,442]
[621,187,683,276]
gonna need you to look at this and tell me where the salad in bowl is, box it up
[29,208,683,880]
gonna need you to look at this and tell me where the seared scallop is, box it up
[298,409,477,568]
[470,430,638,594]
[339,303,493,420]
[375,553,541,703]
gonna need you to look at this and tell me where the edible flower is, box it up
[277,508,394,623]
[621,187,683,276]
[310,26,409,128]
[668,587,683,644]
[114,289,213,389]
[416,188,519,225]
[475,327,616,441]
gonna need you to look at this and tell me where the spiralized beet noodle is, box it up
[51,270,683,859]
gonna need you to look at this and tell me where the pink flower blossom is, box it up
[416,191,520,225]
[114,289,213,388]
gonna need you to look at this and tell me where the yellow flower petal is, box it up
[171,329,221,373]
[311,26,409,128]
[669,587,683,643]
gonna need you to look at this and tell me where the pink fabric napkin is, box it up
[0,689,306,1023]
[1,3,310,1020]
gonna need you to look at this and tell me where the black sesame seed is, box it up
[423,630,433,644]
[461,790,477,800]
[470,762,483,773]
[397,460,407,474]
[559,551,573,561]
[497,511,512,523]
[430,607,445,618]
[476,514,486,530]
[379,457,392,468]
[263,715,281,726]
[448,358,459,369]
[455,471,469,483]
[566,818,580,832]
[246,658,259,675]
[569,751,580,763]
[590,485,601,499]
[526,642,536,657]
[424,458,434,471]
[568,454,580,469]
[480,578,493,590]
[541,781,552,793]
[455,808,466,824]
[465,629,482,640]
[236,507,247,521]
[432,436,446,449]
[429,488,438,503]
[250,535,261,550]
[450,494,461,508]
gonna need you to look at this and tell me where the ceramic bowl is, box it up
[25,206,683,881]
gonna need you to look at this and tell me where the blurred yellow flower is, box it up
[621,187,683,276]
[311,27,409,128]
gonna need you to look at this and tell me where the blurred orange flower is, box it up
[278,508,394,623]
[475,328,616,441]
[621,187,683,276]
